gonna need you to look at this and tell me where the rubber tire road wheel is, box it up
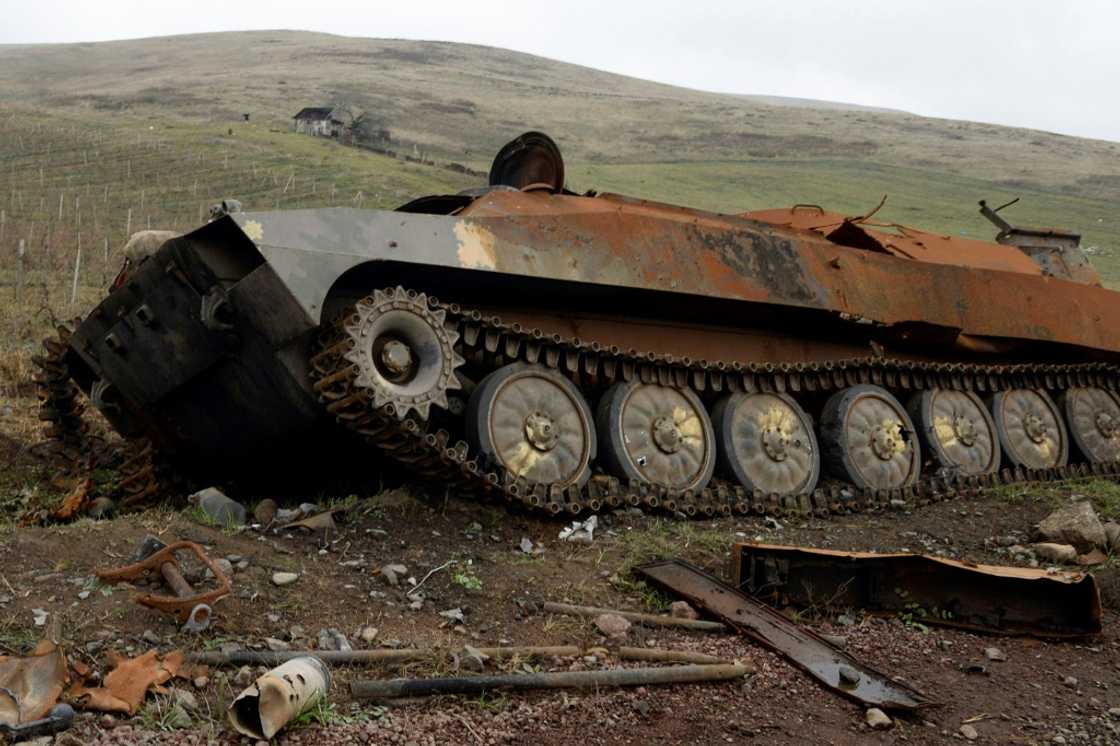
[907,389,1000,476]
[596,380,716,492]
[1059,387,1120,464]
[820,384,921,490]
[711,392,820,496]
[467,362,595,488]
[989,389,1068,469]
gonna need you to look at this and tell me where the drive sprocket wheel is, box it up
[712,392,820,496]
[341,287,464,420]
[468,363,595,488]
[990,389,1068,469]
[820,384,920,490]
[1059,387,1120,464]
[909,389,999,476]
[597,381,716,492]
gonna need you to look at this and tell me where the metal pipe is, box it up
[351,663,750,700]
[618,647,733,665]
[190,645,581,667]
[541,601,727,632]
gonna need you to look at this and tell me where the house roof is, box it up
[293,107,335,121]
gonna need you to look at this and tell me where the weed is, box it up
[292,699,382,727]
[453,570,483,591]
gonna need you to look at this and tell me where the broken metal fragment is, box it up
[0,703,74,741]
[637,559,934,711]
[351,663,750,700]
[541,601,727,632]
[0,640,68,727]
[228,656,330,740]
[734,543,1102,638]
[70,649,184,715]
[191,645,581,667]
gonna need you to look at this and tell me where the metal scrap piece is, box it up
[69,649,183,715]
[734,543,1102,638]
[0,640,68,726]
[637,559,934,711]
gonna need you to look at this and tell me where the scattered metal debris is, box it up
[351,663,750,700]
[0,640,68,727]
[637,559,934,711]
[734,543,1102,638]
[618,647,734,665]
[70,649,184,715]
[0,703,74,742]
[96,536,231,632]
[228,656,330,740]
[559,516,597,543]
[541,601,727,632]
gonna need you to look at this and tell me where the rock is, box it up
[253,499,278,524]
[1078,549,1108,566]
[87,497,116,519]
[271,571,299,586]
[1037,500,1106,552]
[357,625,379,644]
[984,647,1007,662]
[190,487,247,527]
[141,629,161,646]
[1108,707,1120,718]
[78,590,91,600]
[170,688,199,711]
[865,708,892,730]
[206,558,234,579]
[519,536,534,554]
[821,634,848,649]
[192,675,209,689]
[1104,522,1120,552]
[1033,543,1078,564]
[31,609,48,627]
[381,564,408,587]
[165,702,192,729]
[275,508,302,524]
[233,666,254,687]
[317,628,352,652]
[1062,675,1078,688]
[461,644,488,672]
[264,637,290,651]
[669,601,700,620]
[595,613,632,641]
[960,724,979,740]
[838,666,860,685]
[439,608,466,624]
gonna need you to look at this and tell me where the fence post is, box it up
[16,239,25,302]
[71,239,81,305]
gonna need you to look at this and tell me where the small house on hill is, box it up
[292,107,345,138]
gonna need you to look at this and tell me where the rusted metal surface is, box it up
[734,543,1102,638]
[637,559,934,710]
[96,539,230,629]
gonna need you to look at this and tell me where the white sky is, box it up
[4,0,1118,142]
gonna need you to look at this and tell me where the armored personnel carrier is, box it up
[40,132,1120,517]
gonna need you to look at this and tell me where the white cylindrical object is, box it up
[227,656,330,740]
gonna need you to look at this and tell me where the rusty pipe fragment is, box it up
[351,663,750,700]
[190,645,581,667]
[617,647,734,665]
[541,601,727,632]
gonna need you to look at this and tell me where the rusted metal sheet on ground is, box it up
[733,543,1102,638]
[636,559,934,710]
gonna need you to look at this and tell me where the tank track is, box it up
[310,287,1120,520]
[31,324,164,513]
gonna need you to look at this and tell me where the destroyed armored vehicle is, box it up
[43,132,1120,516]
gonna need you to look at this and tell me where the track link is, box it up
[310,287,1120,520]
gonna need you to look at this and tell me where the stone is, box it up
[1078,549,1108,566]
[233,666,254,687]
[595,613,632,641]
[1037,500,1106,553]
[1033,543,1078,564]
[170,688,199,711]
[669,601,700,620]
[1104,522,1120,552]
[865,708,892,729]
[206,558,234,579]
[381,564,408,587]
[357,625,379,644]
[253,499,278,525]
[838,666,861,685]
[960,724,979,740]
[190,487,247,527]
[264,637,290,651]
[271,571,299,586]
[1063,675,1079,689]
[141,629,161,646]
[984,647,1007,662]
[87,497,116,519]
[317,628,352,652]
[192,675,209,689]
[1107,707,1120,718]
[461,644,488,672]
[78,590,91,600]
[519,536,534,554]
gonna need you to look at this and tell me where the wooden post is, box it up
[16,239,25,303]
[0,208,4,244]
[125,208,131,238]
[58,191,64,221]
[70,243,81,305]
[102,236,109,286]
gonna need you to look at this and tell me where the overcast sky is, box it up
[3,0,1117,142]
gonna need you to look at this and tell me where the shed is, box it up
[293,107,345,137]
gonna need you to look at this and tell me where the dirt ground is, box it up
[2,391,1120,745]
